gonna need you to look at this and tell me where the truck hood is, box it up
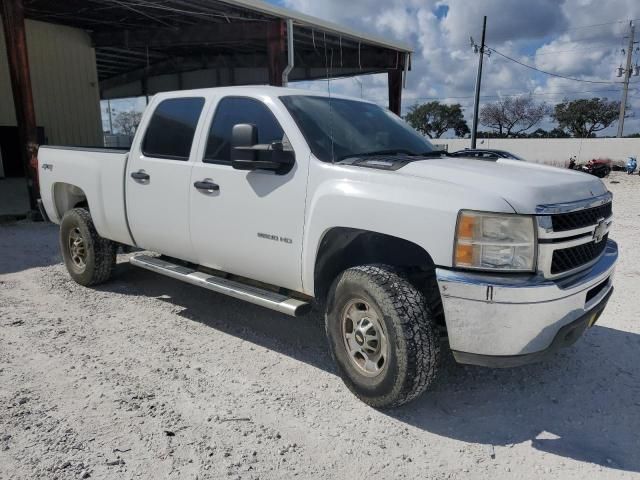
[398,156,608,214]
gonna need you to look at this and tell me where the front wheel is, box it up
[325,265,440,408]
[59,208,116,286]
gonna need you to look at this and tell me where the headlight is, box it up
[454,211,536,272]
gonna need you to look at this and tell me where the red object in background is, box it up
[586,158,612,166]
[582,158,612,178]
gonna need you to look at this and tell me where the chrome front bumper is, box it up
[436,239,618,365]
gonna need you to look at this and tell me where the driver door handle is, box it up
[194,180,220,192]
[131,170,150,181]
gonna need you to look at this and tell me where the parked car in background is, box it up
[449,149,525,160]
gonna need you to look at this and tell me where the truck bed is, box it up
[38,145,134,246]
[41,145,129,154]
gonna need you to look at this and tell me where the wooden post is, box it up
[388,69,402,116]
[267,20,285,87]
[1,0,39,210]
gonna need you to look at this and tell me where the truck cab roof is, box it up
[150,85,377,105]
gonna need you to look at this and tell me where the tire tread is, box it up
[328,264,440,408]
[61,208,116,286]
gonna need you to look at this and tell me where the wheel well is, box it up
[53,183,88,218]
[314,228,444,324]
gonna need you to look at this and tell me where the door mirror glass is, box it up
[230,124,258,163]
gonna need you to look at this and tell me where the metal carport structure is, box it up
[1,0,412,210]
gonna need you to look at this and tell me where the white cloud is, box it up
[281,0,640,136]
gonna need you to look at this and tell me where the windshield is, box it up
[279,95,435,162]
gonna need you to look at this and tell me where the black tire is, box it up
[325,265,440,408]
[59,208,116,286]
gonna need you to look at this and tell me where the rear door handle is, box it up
[194,180,220,192]
[131,170,150,181]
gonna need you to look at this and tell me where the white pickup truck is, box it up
[37,86,617,408]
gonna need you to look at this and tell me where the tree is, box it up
[547,127,571,138]
[480,96,551,136]
[553,98,620,137]
[525,127,570,138]
[113,110,143,136]
[477,130,507,139]
[527,128,548,138]
[405,101,470,138]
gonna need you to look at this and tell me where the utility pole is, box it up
[471,16,487,149]
[107,99,114,134]
[617,21,637,138]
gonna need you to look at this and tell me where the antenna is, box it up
[353,77,364,98]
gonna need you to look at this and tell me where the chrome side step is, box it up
[130,254,311,317]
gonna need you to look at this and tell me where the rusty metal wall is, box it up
[0,18,102,146]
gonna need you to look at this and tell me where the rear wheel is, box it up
[59,208,116,286]
[325,265,440,408]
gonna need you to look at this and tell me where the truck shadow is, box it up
[0,222,60,275]
[390,335,640,473]
[103,262,640,474]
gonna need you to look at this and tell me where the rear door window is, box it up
[142,97,205,160]
[204,97,285,164]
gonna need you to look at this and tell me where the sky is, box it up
[103,0,640,137]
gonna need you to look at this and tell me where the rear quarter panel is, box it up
[38,147,134,245]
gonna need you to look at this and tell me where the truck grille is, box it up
[551,202,612,232]
[551,234,608,274]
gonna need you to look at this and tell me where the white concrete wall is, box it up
[437,138,640,167]
[0,18,102,146]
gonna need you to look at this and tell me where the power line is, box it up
[563,18,639,31]
[361,87,636,104]
[448,21,637,50]
[531,46,618,56]
[549,32,626,44]
[487,47,622,84]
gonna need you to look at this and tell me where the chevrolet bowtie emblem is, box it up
[593,219,607,244]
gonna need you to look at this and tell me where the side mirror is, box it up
[230,123,295,175]
[230,124,258,163]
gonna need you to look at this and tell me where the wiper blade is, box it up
[338,149,415,161]
[338,149,449,161]
[417,150,449,157]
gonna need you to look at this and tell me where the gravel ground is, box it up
[1,171,639,480]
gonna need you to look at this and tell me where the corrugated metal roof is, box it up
[216,0,413,52]
[22,0,412,97]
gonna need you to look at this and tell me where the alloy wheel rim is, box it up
[341,299,388,377]
[68,227,87,270]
